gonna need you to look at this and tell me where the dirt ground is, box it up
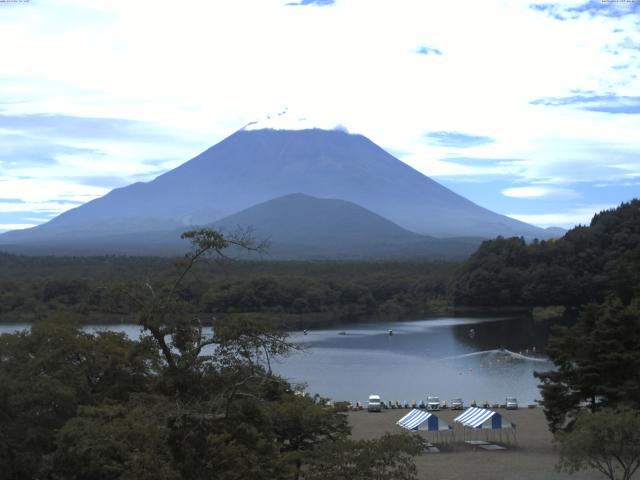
[348,408,626,480]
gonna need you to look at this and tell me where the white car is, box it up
[451,397,464,410]
[427,396,440,411]
[367,395,382,412]
[506,396,518,410]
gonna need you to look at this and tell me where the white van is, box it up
[367,395,382,412]
[427,396,441,411]
[506,396,518,410]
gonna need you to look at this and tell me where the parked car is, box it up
[367,395,382,412]
[451,397,464,410]
[506,396,518,410]
[427,396,440,411]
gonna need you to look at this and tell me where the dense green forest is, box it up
[0,254,456,327]
[452,199,640,308]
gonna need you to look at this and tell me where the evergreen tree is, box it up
[535,299,640,431]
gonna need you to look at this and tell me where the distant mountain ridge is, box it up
[0,127,554,257]
[0,194,483,259]
[214,193,421,244]
[211,193,482,259]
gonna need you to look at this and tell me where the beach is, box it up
[348,407,615,480]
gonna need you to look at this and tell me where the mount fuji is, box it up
[0,122,553,257]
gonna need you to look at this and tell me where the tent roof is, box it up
[398,409,432,429]
[397,409,451,431]
[454,407,495,427]
[454,407,513,429]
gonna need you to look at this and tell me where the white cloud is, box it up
[0,223,37,232]
[502,186,580,199]
[507,204,617,228]
[0,176,107,207]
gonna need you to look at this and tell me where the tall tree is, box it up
[535,300,640,431]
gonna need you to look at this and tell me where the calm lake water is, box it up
[0,315,554,405]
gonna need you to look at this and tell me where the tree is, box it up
[269,393,350,480]
[556,407,640,480]
[50,395,180,480]
[0,317,157,480]
[302,432,425,480]
[535,300,640,431]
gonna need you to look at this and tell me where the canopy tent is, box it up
[453,407,516,444]
[397,409,451,431]
[397,409,452,443]
[454,407,512,429]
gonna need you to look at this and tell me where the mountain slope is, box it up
[213,192,421,245]
[211,193,481,259]
[0,128,550,244]
[0,194,483,259]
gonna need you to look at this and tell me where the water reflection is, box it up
[275,316,556,404]
[0,315,559,405]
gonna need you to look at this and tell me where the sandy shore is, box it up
[348,407,618,480]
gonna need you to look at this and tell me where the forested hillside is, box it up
[452,199,640,308]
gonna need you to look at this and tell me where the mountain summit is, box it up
[0,127,550,251]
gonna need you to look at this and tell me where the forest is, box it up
[0,255,456,327]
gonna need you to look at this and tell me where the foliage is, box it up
[302,432,425,480]
[51,396,180,480]
[535,300,640,432]
[453,199,640,307]
[556,407,640,480]
[0,251,457,326]
[0,317,157,479]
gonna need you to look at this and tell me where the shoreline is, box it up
[0,306,536,327]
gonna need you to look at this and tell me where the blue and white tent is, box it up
[453,407,513,430]
[453,407,516,444]
[397,409,451,432]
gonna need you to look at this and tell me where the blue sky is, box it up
[0,0,639,232]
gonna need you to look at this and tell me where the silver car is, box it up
[506,396,518,410]
[451,397,464,410]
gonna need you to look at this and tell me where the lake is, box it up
[0,315,554,406]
